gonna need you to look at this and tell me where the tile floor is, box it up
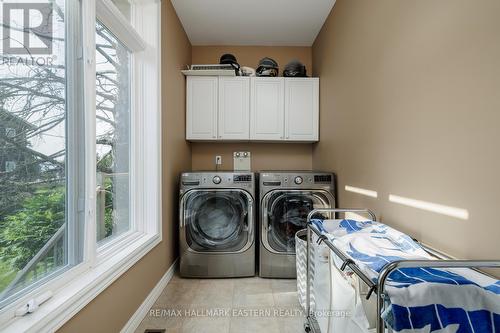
[135,273,306,333]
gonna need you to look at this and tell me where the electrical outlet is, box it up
[215,155,222,165]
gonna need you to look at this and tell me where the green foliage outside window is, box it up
[0,187,64,271]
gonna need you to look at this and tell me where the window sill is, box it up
[0,232,161,333]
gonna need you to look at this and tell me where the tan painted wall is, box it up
[312,0,500,260]
[192,143,312,171]
[191,46,314,171]
[192,45,312,76]
[57,1,192,332]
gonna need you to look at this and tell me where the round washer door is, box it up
[262,190,333,254]
[182,189,253,252]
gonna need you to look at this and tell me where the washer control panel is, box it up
[233,174,252,182]
[181,172,254,189]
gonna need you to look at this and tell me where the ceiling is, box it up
[170,0,336,46]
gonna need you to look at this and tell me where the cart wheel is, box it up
[304,322,311,332]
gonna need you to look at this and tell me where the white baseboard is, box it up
[121,258,178,333]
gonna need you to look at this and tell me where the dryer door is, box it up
[262,190,334,254]
[181,189,254,253]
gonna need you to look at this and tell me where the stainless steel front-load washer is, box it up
[259,171,335,278]
[179,172,255,278]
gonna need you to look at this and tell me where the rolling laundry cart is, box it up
[304,208,500,333]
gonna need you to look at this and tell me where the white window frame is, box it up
[0,0,162,331]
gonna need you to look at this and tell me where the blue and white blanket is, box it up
[310,219,500,333]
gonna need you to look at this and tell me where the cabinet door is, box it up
[218,77,250,140]
[186,76,218,140]
[284,78,319,141]
[250,77,285,140]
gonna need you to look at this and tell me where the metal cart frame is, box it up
[304,208,500,333]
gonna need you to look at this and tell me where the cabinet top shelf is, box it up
[184,75,319,79]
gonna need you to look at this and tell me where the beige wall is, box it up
[192,143,312,171]
[312,0,500,260]
[192,45,312,76]
[58,1,192,332]
[191,46,314,171]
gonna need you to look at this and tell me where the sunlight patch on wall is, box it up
[388,194,469,220]
[345,212,374,221]
[345,185,378,198]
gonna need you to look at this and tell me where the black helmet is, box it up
[283,60,307,77]
[256,57,279,77]
[220,53,240,74]
[219,53,240,76]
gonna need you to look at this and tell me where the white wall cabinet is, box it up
[250,77,285,140]
[187,76,250,141]
[218,77,250,140]
[284,78,319,141]
[186,76,218,140]
[186,76,319,142]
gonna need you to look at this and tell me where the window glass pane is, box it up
[95,21,131,243]
[0,0,81,305]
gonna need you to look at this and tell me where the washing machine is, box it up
[259,171,335,278]
[179,172,255,278]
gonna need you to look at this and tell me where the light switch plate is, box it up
[233,151,251,171]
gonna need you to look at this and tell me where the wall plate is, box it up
[233,151,251,171]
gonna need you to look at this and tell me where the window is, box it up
[0,0,161,329]
[0,0,82,308]
[95,21,131,243]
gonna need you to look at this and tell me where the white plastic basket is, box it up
[295,229,314,311]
